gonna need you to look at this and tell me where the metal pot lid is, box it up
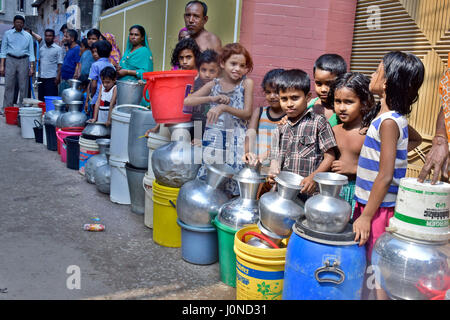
[313,172,348,186]
[293,217,357,245]
[233,164,265,183]
[95,138,111,146]
[53,99,65,106]
[275,171,303,190]
[205,163,237,178]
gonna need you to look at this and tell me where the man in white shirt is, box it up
[0,15,35,112]
[38,29,63,102]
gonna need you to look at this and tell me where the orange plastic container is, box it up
[142,70,197,123]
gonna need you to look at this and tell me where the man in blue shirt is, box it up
[0,15,35,113]
[57,29,80,95]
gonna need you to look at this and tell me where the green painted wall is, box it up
[99,0,242,71]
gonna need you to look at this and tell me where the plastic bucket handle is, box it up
[34,119,42,128]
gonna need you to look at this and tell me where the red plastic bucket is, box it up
[5,107,19,125]
[56,128,83,163]
[143,70,197,123]
[57,127,84,154]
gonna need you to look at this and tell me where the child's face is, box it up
[199,62,220,82]
[314,68,337,104]
[178,49,196,70]
[101,77,115,91]
[87,35,99,48]
[264,84,281,109]
[178,30,190,41]
[221,54,248,82]
[91,48,99,60]
[370,62,385,96]
[279,88,311,122]
[334,87,362,125]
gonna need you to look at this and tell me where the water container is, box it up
[44,96,62,112]
[143,173,154,228]
[19,107,42,139]
[109,156,131,205]
[5,107,19,125]
[79,137,100,176]
[152,180,181,247]
[147,132,170,179]
[283,218,366,300]
[142,70,197,123]
[128,109,156,169]
[125,162,147,214]
[110,104,147,163]
[177,219,218,265]
[65,135,80,170]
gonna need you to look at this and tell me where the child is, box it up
[191,49,221,134]
[184,43,254,196]
[178,27,190,41]
[74,38,95,80]
[352,51,424,299]
[87,66,117,127]
[309,54,347,127]
[170,38,201,70]
[244,68,285,166]
[330,72,375,216]
[85,40,114,118]
[268,69,337,202]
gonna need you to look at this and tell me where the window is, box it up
[17,0,25,12]
[104,0,131,10]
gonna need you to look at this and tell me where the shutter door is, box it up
[350,0,450,178]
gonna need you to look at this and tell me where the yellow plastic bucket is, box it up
[152,180,181,247]
[234,225,288,300]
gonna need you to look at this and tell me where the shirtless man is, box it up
[184,1,222,53]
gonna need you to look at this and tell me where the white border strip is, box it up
[162,0,168,70]
[233,0,240,42]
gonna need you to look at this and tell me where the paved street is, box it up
[0,119,235,300]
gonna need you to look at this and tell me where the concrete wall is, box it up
[239,0,357,107]
[99,0,243,72]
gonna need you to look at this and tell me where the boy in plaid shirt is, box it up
[269,69,337,202]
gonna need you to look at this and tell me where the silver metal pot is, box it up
[116,80,144,106]
[304,172,351,233]
[94,151,111,194]
[61,79,83,103]
[44,100,66,126]
[177,164,236,227]
[151,122,201,188]
[217,164,266,230]
[82,122,111,139]
[59,101,87,128]
[372,232,449,300]
[259,171,305,239]
[85,139,110,184]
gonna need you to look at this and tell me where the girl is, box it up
[353,51,425,299]
[87,66,117,127]
[170,38,201,70]
[330,72,375,216]
[184,43,254,196]
[244,68,285,164]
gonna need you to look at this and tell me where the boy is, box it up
[309,54,347,127]
[85,40,114,118]
[87,66,117,126]
[269,69,337,202]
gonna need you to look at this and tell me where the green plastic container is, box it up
[212,215,238,287]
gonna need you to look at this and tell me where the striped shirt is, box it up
[354,111,409,207]
[256,106,284,159]
[269,108,337,178]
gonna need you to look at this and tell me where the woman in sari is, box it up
[102,32,122,66]
[116,25,153,81]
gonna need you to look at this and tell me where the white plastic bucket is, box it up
[147,132,170,175]
[143,172,155,228]
[110,104,147,163]
[19,107,42,139]
[109,156,131,205]
[79,137,100,176]
[389,178,450,242]
[42,114,47,146]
